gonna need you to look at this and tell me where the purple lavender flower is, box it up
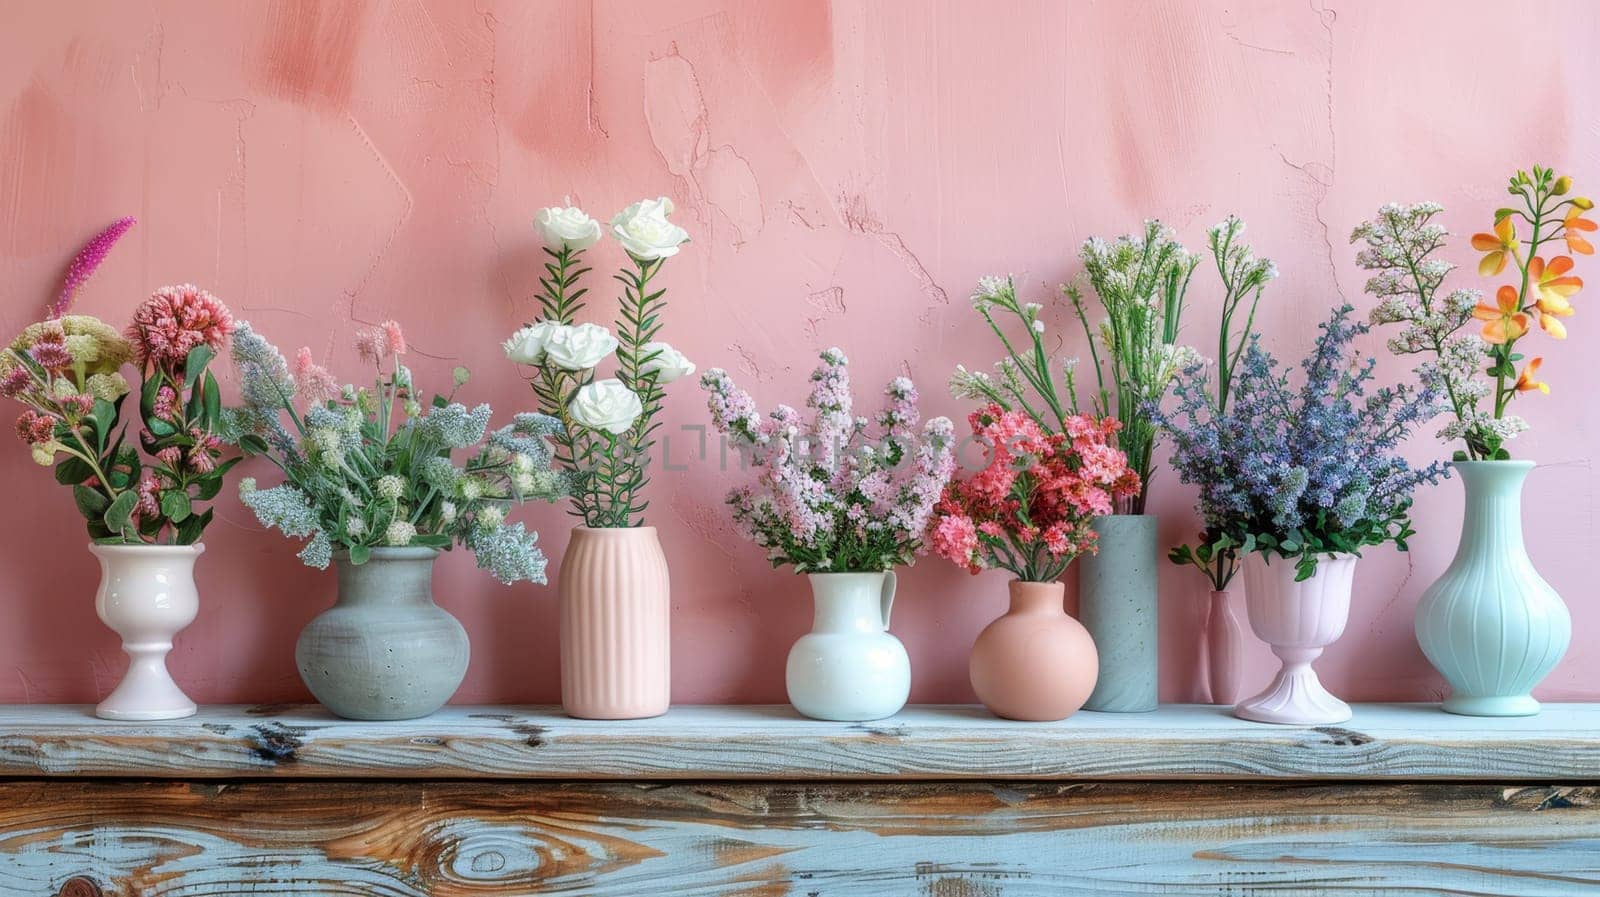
[50,217,136,319]
[1153,304,1447,580]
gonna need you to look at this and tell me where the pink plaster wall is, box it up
[1,0,1596,708]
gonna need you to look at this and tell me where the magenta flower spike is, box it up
[50,216,137,319]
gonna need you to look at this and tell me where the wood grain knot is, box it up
[56,877,102,897]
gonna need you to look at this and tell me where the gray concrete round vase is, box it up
[558,526,672,720]
[1077,514,1159,712]
[296,547,469,721]
[91,543,203,721]
[1414,461,1570,717]
[786,571,910,721]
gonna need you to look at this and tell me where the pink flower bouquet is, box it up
[931,403,1138,582]
[0,219,238,544]
[701,347,955,573]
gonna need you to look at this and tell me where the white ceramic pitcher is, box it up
[785,571,910,721]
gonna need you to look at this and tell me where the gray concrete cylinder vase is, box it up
[1078,514,1159,712]
[296,547,469,720]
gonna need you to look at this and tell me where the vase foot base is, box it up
[1442,694,1541,717]
[1235,667,1350,726]
[563,706,670,721]
[96,702,196,721]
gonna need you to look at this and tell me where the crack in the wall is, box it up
[339,112,415,332]
[837,192,949,307]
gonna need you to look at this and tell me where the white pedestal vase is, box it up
[1235,552,1356,726]
[91,543,202,721]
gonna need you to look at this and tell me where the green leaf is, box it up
[176,508,210,545]
[183,343,214,393]
[54,456,95,485]
[160,490,192,522]
[239,434,269,455]
[348,544,371,566]
[102,490,140,535]
[73,485,110,519]
[140,373,162,419]
[202,374,221,426]
[146,416,177,438]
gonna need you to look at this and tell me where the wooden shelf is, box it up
[1,702,1594,781]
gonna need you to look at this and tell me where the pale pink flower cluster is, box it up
[356,319,408,366]
[701,348,956,572]
[294,347,339,406]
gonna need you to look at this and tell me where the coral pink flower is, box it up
[28,341,72,371]
[127,284,235,369]
[931,408,1135,580]
[152,385,178,420]
[60,394,95,417]
[132,472,161,522]
[14,410,55,445]
[0,367,32,398]
[293,347,339,406]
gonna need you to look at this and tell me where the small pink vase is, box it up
[559,526,670,720]
[1235,553,1355,725]
[969,580,1099,721]
[1204,589,1244,706]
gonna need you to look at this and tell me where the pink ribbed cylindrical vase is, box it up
[559,526,671,720]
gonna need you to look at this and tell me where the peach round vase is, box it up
[969,580,1099,721]
[559,526,671,720]
[91,543,202,721]
[1235,553,1356,725]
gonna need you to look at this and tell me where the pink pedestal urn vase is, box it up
[559,526,671,720]
[969,580,1099,721]
[1235,553,1355,725]
[1204,589,1245,706]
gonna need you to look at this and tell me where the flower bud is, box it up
[1553,175,1572,196]
[1574,197,1594,210]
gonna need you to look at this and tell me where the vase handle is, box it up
[880,570,897,631]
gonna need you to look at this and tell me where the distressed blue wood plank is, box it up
[1,782,1597,896]
[0,703,1597,781]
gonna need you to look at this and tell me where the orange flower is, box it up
[1529,255,1582,317]
[1565,207,1596,255]
[1539,313,1568,339]
[1515,357,1549,394]
[1473,285,1529,343]
[1471,217,1519,276]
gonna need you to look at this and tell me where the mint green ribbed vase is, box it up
[1414,461,1569,717]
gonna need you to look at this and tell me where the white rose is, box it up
[611,197,691,260]
[535,203,602,251]
[502,321,561,365]
[568,379,643,435]
[543,322,618,371]
[640,341,695,383]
